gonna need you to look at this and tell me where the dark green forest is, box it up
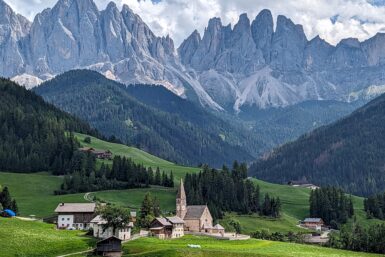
[184,162,281,220]
[250,92,385,196]
[309,187,354,228]
[56,153,174,194]
[328,222,385,254]
[34,70,261,167]
[0,78,97,173]
[364,192,385,219]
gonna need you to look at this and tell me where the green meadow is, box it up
[0,172,85,218]
[122,235,382,257]
[0,218,94,257]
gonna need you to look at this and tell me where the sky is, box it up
[6,0,385,46]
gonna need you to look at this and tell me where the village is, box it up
[31,178,327,257]
[0,142,335,257]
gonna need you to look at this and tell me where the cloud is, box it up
[6,0,385,46]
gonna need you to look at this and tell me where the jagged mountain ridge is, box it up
[0,0,221,110]
[2,0,385,111]
[179,11,385,111]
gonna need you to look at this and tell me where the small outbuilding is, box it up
[212,224,225,234]
[96,236,122,257]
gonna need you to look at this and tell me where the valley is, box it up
[1,0,385,256]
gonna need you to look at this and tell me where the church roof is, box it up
[177,179,186,199]
[184,205,207,220]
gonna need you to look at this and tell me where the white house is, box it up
[90,215,134,241]
[55,203,97,230]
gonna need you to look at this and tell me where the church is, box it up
[176,179,223,233]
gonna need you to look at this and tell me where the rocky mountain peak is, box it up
[178,30,201,65]
[251,9,273,62]
[271,15,307,71]
[233,13,250,34]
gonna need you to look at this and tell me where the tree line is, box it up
[184,162,281,220]
[328,222,385,254]
[309,187,354,229]
[0,186,18,215]
[55,153,174,194]
[364,192,385,220]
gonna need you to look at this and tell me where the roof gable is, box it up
[55,203,96,213]
[184,205,208,219]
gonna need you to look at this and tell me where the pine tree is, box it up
[10,199,18,215]
[155,168,161,185]
[0,187,12,209]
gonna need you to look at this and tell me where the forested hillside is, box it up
[250,93,385,196]
[0,78,97,172]
[35,70,260,167]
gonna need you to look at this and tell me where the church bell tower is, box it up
[176,179,187,219]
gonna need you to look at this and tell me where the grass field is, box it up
[0,172,86,218]
[74,133,201,181]
[252,178,385,229]
[0,218,94,257]
[122,235,382,257]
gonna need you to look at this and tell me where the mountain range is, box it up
[34,70,264,167]
[2,0,385,113]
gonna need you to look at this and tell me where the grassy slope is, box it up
[252,179,385,229]
[0,218,94,257]
[123,235,382,257]
[74,133,200,181]
[0,172,85,218]
[1,134,383,231]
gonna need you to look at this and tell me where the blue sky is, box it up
[6,0,385,46]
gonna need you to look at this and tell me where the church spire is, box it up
[176,179,187,219]
[177,178,186,199]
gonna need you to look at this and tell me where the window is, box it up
[62,218,65,221]
[67,218,70,221]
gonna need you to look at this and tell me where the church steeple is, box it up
[176,178,187,219]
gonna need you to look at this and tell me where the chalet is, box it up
[55,203,97,230]
[288,180,319,190]
[90,215,133,241]
[149,216,185,239]
[96,236,122,257]
[79,147,112,160]
[302,218,324,231]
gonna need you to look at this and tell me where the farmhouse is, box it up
[176,179,222,233]
[302,218,324,231]
[149,216,185,239]
[288,180,319,190]
[79,147,112,160]
[90,215,133,241]
[55,203,97,230]
[96,236,122,257]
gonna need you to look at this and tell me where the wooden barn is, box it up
[96,236,122,257]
